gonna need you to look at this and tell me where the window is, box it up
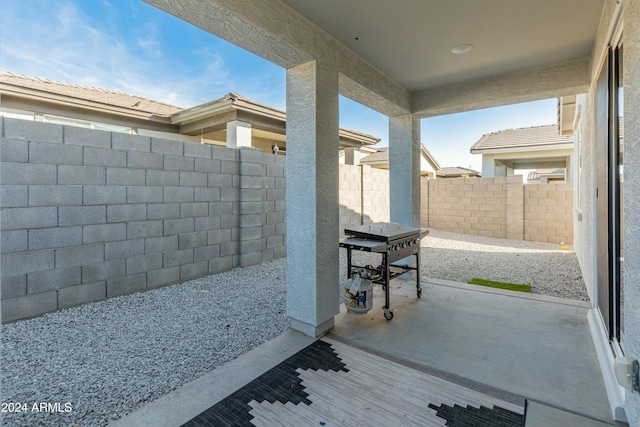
[43,114,132,134]
[0,107,35,120]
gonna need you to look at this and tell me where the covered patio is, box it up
[142,0,639,424]
[112,280,617,426]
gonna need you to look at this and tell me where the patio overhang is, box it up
[142,0,604,333]
[138,0,640,423]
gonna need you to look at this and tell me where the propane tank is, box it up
[343,269,373,314]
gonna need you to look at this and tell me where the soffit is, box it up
[280,0,605,91]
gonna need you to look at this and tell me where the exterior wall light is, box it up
[451,44,473,55]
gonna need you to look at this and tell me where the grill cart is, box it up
[340,222,429,320]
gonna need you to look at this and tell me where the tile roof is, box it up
[527,168,565,181]
[359,145,441,170]
[0,71,182,117]
[437,166,481,177]
[359,147,390,163]
[470,124,573,152]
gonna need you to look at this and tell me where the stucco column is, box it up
[226,120,252,148]
[389,114,421,227]
[481,156,496,178]
[285,60,340,337]
[344,147,361,165]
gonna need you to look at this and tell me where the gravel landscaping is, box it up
[1,229,588,427]
[421,229,588,301]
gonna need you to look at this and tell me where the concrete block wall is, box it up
[424,177,510,238]
[338,164,362,232]
[524,183,573,244]
[422,176,573,243]
[364,166,390,223]
[0,118,286,322]
[338,164,390,234]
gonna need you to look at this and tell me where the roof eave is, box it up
[0,84,174,123]
[470,142,574,154]
[338,127,381,146]
[421,144,441,171]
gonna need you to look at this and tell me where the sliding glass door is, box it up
[595,41,624,348]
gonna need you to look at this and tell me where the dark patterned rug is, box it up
[182,338,526,426]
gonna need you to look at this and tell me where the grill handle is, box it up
[367,222,400,232]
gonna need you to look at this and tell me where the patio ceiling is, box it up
[280,0,605,92]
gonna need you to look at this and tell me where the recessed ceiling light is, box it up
[451,44,473,55]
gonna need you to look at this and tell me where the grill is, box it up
[339,222,429,320]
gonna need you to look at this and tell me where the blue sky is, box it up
[1,0,557,171]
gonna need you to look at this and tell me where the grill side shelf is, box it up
[339,237,387,253]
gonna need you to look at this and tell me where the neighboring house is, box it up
[436,166,481,178]
[0,72,379,162]
[359,145,441,178]
[470,125,574,182]
[527,168,565,183]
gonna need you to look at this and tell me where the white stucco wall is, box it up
[574,1,640,423]
[419,154,437,178]
[574,93,596,302]
[622,1,640,423]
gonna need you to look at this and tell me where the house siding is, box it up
[622,0,640,423]
[573,0,640,422]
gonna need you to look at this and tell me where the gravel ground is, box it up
[421,229,588,300]
[1,261,290,427]
[1,229,588,427]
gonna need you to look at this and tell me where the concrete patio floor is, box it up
[111,279,627,426]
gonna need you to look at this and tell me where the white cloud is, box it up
[0,0,255,108]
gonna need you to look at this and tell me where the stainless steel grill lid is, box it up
[343,222,422,242]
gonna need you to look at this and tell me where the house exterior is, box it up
[136,1,638,423]
[470,124,574,182]
[359,145,441,178]
[0,72,380,162]
[3,0,639,423]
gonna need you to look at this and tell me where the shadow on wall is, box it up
[339,204,377,236]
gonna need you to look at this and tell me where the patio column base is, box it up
[290,317,334,338]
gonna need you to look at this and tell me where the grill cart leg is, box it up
[382,253,393,320]
[416,250,422,298]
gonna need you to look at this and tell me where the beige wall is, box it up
[421,176,573,244]
[524,184,573,244]
[339,164,390,233]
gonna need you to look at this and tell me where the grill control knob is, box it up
[414,238,420,245]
